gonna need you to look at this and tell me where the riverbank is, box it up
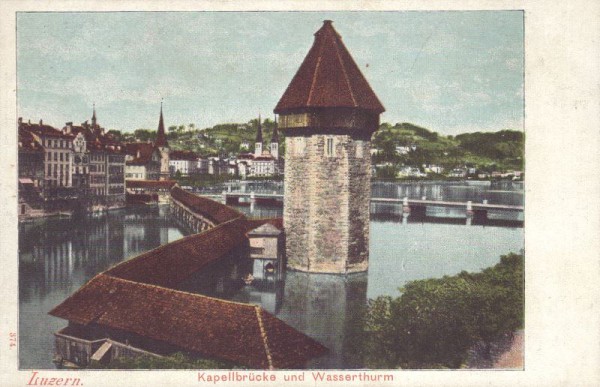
[18,203,128,223]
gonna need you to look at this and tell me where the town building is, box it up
[18,123,45,216]
[274,20,384,273]
[234,116,281,179]
[124,105,169,182]
[196,157,209,175]
[124,143,161,180]
[169,150,198,176]
[23,119,74,192]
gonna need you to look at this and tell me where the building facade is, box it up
[274,20,384,274]
[169,150,198,176]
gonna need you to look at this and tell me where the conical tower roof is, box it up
[156,101,168,147]
[274,20,384,114]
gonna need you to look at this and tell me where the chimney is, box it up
[18,117,22,125]
[39,119,43,126]
[65,122,73,133]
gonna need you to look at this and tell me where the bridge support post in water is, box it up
[250,191,255,213]
[402,197,410,214]
[466,200,474,226]
[473,209,488,223]
[221,191,227,204]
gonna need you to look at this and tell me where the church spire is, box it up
[91,103,97,128]
[254,113,263,156]
[155,100,168,148]
[271,115,279,143]
[255,113,263,143]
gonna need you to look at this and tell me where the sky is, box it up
[17,11,523,135]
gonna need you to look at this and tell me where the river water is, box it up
[18,181,523,369]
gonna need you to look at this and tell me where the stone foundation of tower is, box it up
[283,129,372,274]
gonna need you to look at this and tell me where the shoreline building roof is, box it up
[274,20,385,115]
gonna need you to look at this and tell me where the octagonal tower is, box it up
[274,20,385,274]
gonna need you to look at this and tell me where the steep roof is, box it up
[170,150,198,161]
[274,20,384,114]
[170,186,244,225]
[49,274,327,369]
[125,142,158,165]
[155,103,168,148]
[247,223,282,237]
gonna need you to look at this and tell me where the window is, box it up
[53,152,57,161]
[326,138,334,157]
[66,153,69,161]
[356,141,364,158]
[59,153,63,162]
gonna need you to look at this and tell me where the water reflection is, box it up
[18,206,189,369]
[19,200,523,369]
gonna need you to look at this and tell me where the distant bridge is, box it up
[203,191,523,221]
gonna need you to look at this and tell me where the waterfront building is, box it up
[18,123,45,216]
[18,123,45,189]
[70,130,90,198]
[104,144,126,207]
[251,155,277,177]
[124,143,161,180]
[169,150,198,176]
[274,20,385,273]
[20,119,75,198]
[63,107,126,208]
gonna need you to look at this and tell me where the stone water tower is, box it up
[274,20,384,274]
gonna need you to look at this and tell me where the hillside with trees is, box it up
[109,119,523,177]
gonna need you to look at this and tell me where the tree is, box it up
[90,352,236,369]
[361,253,524,369]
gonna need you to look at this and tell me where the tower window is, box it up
[356,141,364,158]
[326,138,334,157]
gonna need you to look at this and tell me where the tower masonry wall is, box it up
[284,132,372,273]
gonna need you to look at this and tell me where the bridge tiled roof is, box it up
[104,217,248,288]
[49,274,326,369]
[170,186,243,225]
[126,180,177,189]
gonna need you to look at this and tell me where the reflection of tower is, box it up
[274,20,384,274]
[276,272,368,368]
[155,102,170,181]
[254,114,263,157]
